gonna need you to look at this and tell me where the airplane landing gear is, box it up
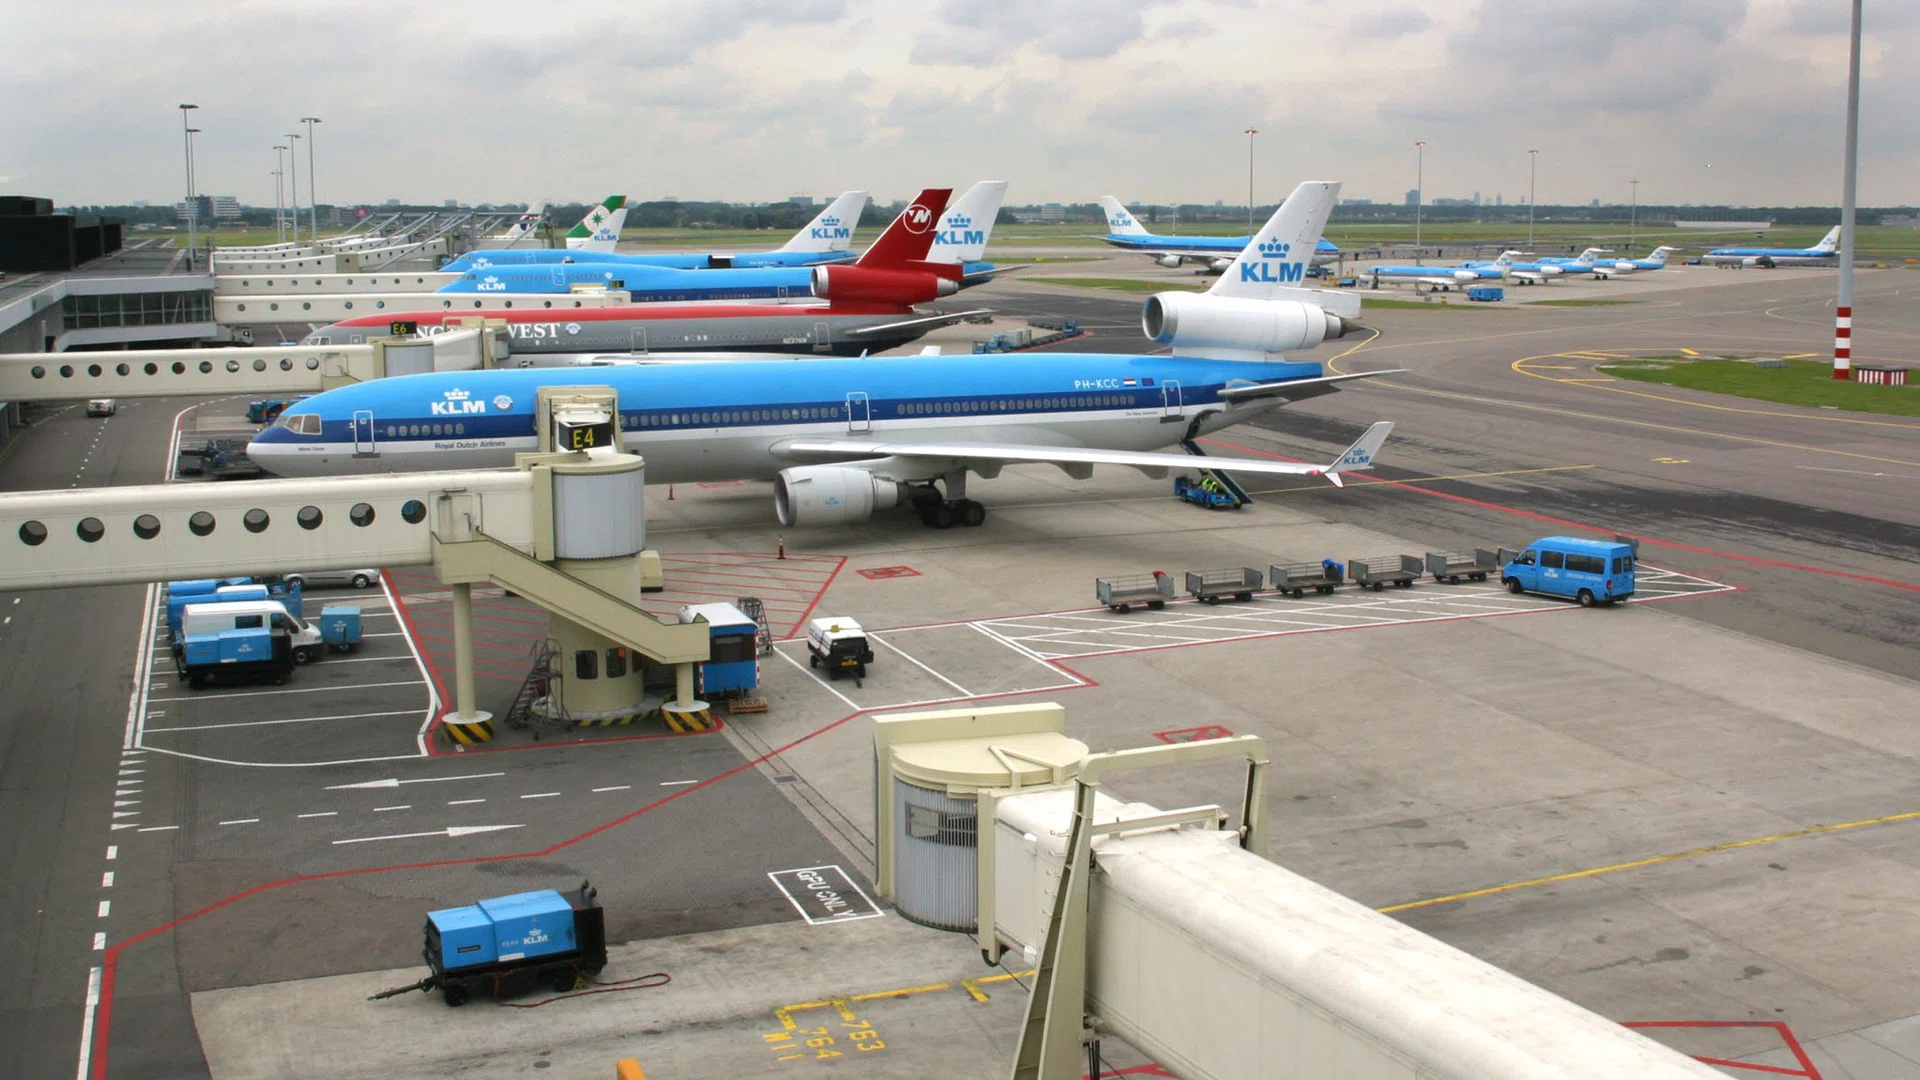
[909,482,987,529]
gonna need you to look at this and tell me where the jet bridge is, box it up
[871,706,1726,1080]
[211,237,451,275]
[0,325,506,404]
[214,288,638,327]
[0,440,711,742]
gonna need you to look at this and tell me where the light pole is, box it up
[1414,140,1426,258]
[300,116,321,241]
[1527,149,1538,246]
[1243,128,1259,236]
[1628,179,1640,250]
[273,145,288,243]
[285,133,301,244]
[1835,0,1862,380]
[178,104,198,267]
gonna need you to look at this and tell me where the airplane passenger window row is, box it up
[384,423,466,437]
[896,394,1136,416]
[624,406,840,428]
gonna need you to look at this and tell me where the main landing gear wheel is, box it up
[917,499,987,529]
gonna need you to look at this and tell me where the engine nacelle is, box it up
[1156,254,1183,268]
[1142,292,1351,354]
[1208,257,1234,274]
[774,466,905,526]
[810,265,959,304]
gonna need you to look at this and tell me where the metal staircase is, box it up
[503,637,569,737]
[1179,438,1254,505]
[735,596,774,655]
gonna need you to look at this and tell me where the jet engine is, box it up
[810,265,959,304]
[1156,255,1183,268]
[1142,293,1351,354]
[774,466,906,526]
[1207,257,1234,274]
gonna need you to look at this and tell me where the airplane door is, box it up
[351,410,377,457]
[631,328,647,355]
[1161,381,1183,418]
[846,392,871,434]
[812,322,830,353]
[551,267,566,289]
[778,285,790,301]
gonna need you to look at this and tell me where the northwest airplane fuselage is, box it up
[249,354,1325,482]
[303,302,971,357]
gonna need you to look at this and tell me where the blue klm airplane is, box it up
[444,191,871,271]
[1097,196,1340,272]
[251,181,1399,529]
[1704,227,1841,267]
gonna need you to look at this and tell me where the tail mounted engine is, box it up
[810,264,959,304]
[1142,293,1353,358]
[775,466,907,526]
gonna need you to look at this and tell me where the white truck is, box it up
[806,618,874,682]
[180,600,326,664]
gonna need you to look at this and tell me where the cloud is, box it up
[1349,7,1433,39]
[911,0,1159,66]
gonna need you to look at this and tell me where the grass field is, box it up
[1599,358,1920,417]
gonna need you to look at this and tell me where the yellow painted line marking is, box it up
[849,980,953,1003]
[1379,809,1920,915]
[1652,457,1690,464]
[1528,364,1579,370]
[1557,377,1618,382]
[773,969,1035,1028]
[1679,348,1700,356]
[1783,352,1822,359]
[961,971,1030,1002]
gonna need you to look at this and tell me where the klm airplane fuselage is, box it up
[249,354,1323,483]
[1104,234,1342,265]
[438,262,823,299]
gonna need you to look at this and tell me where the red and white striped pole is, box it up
[1833,306,1852,379]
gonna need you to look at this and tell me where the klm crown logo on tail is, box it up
[809,214,851,242]
[1109,211,1134,230]
[936,213,983,247]
[1241,238,1304,284]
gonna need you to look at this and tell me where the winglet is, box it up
[1207,181,1341,300]
[1099,196,1152,236]
[1322,421,1393,483]
[854,188,953,269]
[779,190,870,253]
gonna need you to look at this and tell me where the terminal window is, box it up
[64,290,212,330]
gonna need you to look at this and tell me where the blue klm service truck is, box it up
[1500,536,1637,606]
[678,602,761,699]
[374,884,608,1006]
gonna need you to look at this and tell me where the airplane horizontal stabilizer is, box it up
[1216,368,1405,404]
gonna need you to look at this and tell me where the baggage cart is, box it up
[1185,567,1262,605]
[1350,555,1421,591]
[1425,550,1498,584]
[1270,560,1343,598]
[319,605,363,653]
[1096,571,1173,614]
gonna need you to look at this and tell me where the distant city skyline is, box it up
[5,1,1915,209]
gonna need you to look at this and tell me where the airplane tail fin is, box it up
[778,190,870,253]
[1813,226,1841,253]
[1321,421,1394,488]
[1645,246,1675,265]
[854,189,953,269]
[1205,181,1341,299]
[566,196,628,251]
[500,199,547,240]
[1099,196,1153,236]
[927,180,1008,264]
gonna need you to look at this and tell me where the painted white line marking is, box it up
[659,780,699,787]
[101,872,115,888]
[145,708,420,734]
[332,823,523,845]
[520,792,560,800]
[96,900,110,918]
[592,785,632,793]
[326,771,506,791]
[77,965,102,1080]
[136,825,178,832]
[104,846,117,860]
[772,646,861,709]
[869,633,972,697]
[147,679,426,703]
[447,798,486,806]
[93,932,106,951]
[111,812,138,819]
[372,805,412,812]
[112,799,139,808]
[297,811,337,819]
[218,819,260,826]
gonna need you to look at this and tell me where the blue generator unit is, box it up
[409,883,607,1006]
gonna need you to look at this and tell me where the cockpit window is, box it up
[275,413,323,436]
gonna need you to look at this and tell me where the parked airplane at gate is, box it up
[1618,245,1678,271]
[565,196,629,252]
[446,191,870,271]
[1703,227,1841,267]
[252,181,1400,529]
[1533,248,1636,278]
[1455,251,1565,284]
[1098,196,1340,272]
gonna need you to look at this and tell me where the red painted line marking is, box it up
[1204,435,1918,594]
[1623,1021,1823,1079]
[411,633,545,655]
[856,565,921,580]
[786,555,849,636]
[1153,724,1234,743]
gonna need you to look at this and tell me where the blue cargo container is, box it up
[1466,286,1504,302]
[319,605,362,652]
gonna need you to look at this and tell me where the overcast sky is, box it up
[3,0,1914,209]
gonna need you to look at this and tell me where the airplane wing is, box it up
[841,309,995,338]
[961,264,1025,285]
[775,421,1394,487]
[1216,369,1405,404]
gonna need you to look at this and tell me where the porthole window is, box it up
[59,364,74,378]
[401,499,426,524]
[199,361,212,374]
[280,358,293,371]
[269,303,279,311]
[77,517,105,543]
[116,363,129,376]
[297,505,323,530]
[349,503,375,527]
[305,358,319,370]
[226,359,240,373]
[455,423,465,435]
[302,302,311,311]
[188,511,216,536]
[144,363,158,375]
[385,425,396,437]
[253,359,266,372]
[30,365,44,379]
[376,301,385,309]
[243,508,270,533]
[344,301,353,310]
[237,303,247,312]
[19,520,48,546]
[543,301,554,308]
[132,514,161,540]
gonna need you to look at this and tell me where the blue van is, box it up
[1500,536,1636,606]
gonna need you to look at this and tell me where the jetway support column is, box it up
[442,582,495,745]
